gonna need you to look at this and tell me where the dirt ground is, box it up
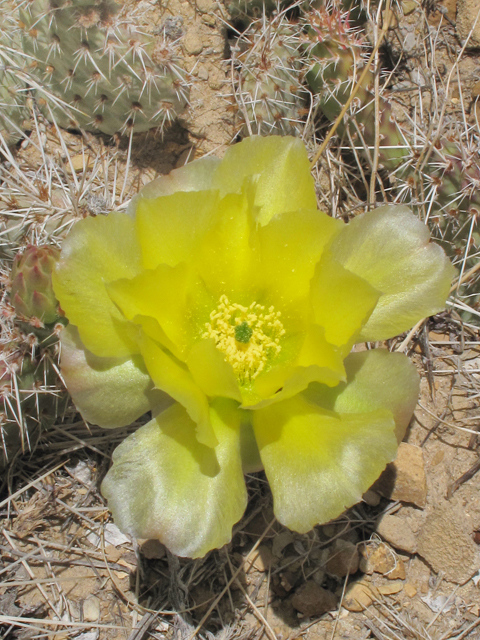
[1,0,480,638]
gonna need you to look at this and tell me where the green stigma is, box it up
[235,321,253,344]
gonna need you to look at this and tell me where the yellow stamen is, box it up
[203,294,285,384]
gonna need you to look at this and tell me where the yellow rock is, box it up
[378,581,404,595]
[402,0,417,14]
[343,582,374,612]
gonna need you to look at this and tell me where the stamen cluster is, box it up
[203,294,285,384]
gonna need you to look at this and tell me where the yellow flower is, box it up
[53,136,453,558]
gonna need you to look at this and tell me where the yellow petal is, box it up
[107,263,213,358]
[60,325,170,428]
[304,349,420,443]
[128,156,221,206]
[53,213,142,357]
[251,325,345,408]
[239,417,263,473]
[193,187,260,302]
[139,333,217,447]
[102,400,247,558]
[135,189,220,270]
[329,205,455,341]
[186,339,242,402]
[258,208,343,305]
[211,136,317,226]
[253,395,397,532]
[310,253,380,350]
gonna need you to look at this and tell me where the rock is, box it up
[291,582,338,617]
[402,0,417,14]
[279,570,298,593]
[416,502,480,584]
[373,443,427,508]
[196,0,214,12]
[140,539,166,559]
[456,0,480,48]
[376,514,417,554]
[83,596,100,622]
[378,581,403,595]
[202,14,216,25]
[404,583,417,598]
[386,561,406,580]
[325,539,359,578]
[359,543,406,579]
[343,582,374,612]
[183,29,204,55]
[312,569,326,586]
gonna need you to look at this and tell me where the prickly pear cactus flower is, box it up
[53,137,453,558]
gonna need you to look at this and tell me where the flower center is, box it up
[203,295,285,384]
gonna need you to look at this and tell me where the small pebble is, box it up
[373,443,427,508]
[343,582,374,612]
[377,514,417,554]
[378,581,404,596]
[83,596,100,622]
[291,581,337,617]
[141,539,166,559]
[326,539,359,578]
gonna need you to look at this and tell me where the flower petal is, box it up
[192,188,260,302]
[239,418,263,473]
[251,325,346,407]
[211,136,317,226]
[135,189,220,270]
[101,400,248,558]
[60,325,171,428]
[139,333,217,447]
[52,213,142,358]
[310,254,380,350]
[258,209,343,304]
[107,263,213,358]
[186,339,242,402]
[253,395,397,532]
[328,205,454,341]
[304,349,419,442]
